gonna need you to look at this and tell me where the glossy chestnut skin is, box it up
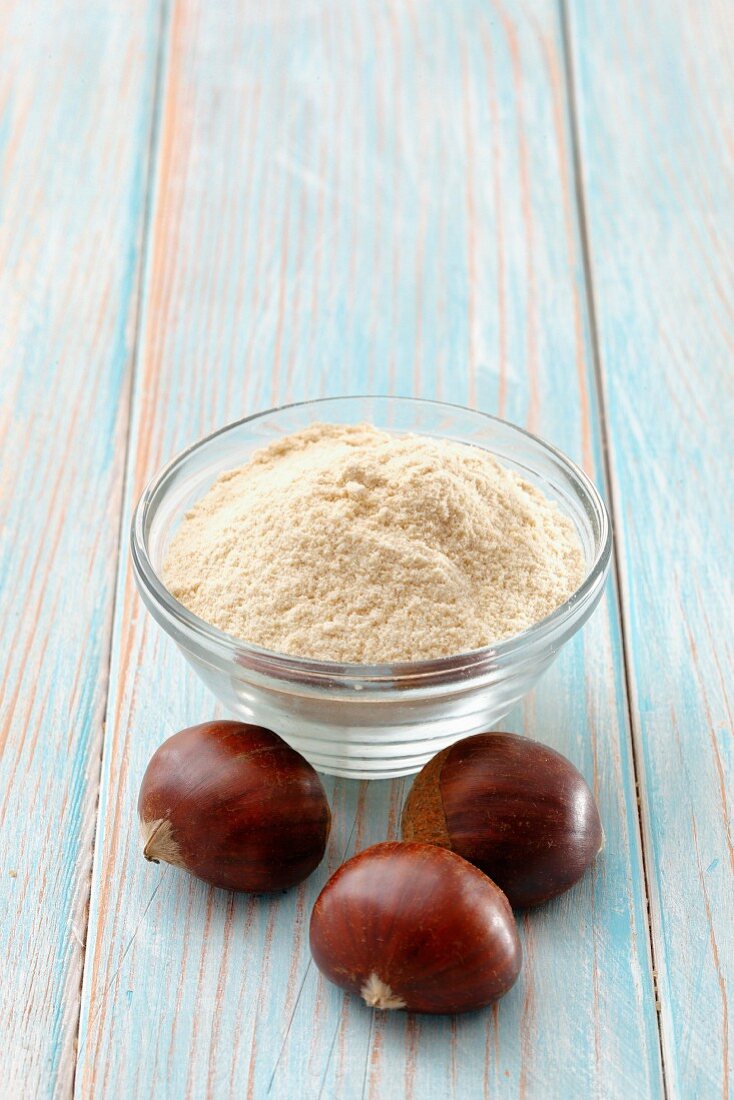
[309,841,521,1014]
[138,721,331,892]
[402,732,603,908]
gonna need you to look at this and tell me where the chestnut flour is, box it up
[162,423,585,663]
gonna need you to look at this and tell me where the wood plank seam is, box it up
[265,797,366,1093]
[67,2,173,1094]
[558,2,669,1096]
[306,781,408,1098]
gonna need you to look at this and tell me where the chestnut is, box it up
[138,720,331,892]
[309,841,521,1014]
[401,731,603,908]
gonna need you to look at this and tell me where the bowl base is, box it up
[219,693,525,780]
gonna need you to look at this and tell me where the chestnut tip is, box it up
[360,973,407,1011]
[140,816,184,868]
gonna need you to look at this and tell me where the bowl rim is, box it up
[130,395,612,683]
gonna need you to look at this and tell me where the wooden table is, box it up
[2,2,732,1097]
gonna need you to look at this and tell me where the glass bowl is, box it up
[131,397,611,779]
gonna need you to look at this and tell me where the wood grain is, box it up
[73,1,661,1097]
[0,1,163,1095]
[567,1,734,1095]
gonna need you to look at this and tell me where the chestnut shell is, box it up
[309,841,521,1014]
[138,721,331,892]
[401,732,603,908]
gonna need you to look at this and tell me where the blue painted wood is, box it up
[0,2,163,1095]
[73,2,661,1097]
[567,2,734,1095]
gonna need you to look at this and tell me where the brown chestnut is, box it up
[138,720,331,892]
[309,841,521,1014]
[402,732,603,908]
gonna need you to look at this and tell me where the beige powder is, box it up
[163,423,585,663]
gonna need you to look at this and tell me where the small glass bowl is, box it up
[131,397,611,779]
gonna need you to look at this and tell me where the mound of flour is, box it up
[163,423,585,663]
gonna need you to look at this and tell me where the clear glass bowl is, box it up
[131,397,611,779]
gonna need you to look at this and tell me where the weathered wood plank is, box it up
[76,1,661,1096]
[0,2,163,1095]
[566,1,734,1095]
